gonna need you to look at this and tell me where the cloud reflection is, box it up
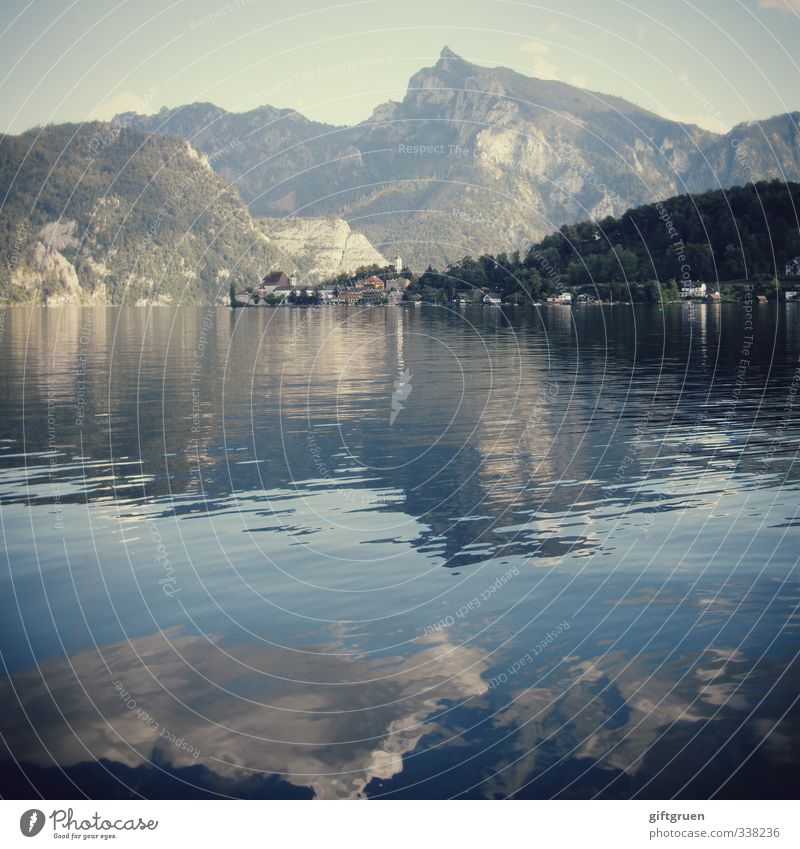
[0,628,488,799]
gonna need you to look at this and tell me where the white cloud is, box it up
[759,0,800,11]
[570,74,588,88]
[520,40,550,54]
[89,90,154,120]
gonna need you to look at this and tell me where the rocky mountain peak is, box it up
[108,50,800,270]
[401,47,480,115]
[436,45,464,66]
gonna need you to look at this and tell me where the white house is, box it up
[273,283,294,300]
[680,282,707,299]
[483,292,502,305]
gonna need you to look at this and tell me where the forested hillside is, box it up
[0,122,276,304]
[411,181,800,302]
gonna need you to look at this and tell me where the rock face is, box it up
[0,124,385,304]
[125,48,800,269]
[1,123,283,306]
[260,217,388,280]
[11,221,108,306]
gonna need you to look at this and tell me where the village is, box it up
[231,255,414,307]
[232,254,800,308]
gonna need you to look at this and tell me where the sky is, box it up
[1,0,799,134]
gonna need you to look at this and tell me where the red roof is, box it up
[262,271,290,286]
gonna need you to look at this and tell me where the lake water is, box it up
[1,303,798,799]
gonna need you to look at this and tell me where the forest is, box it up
[409,181,800,302]
[0,122,274,304]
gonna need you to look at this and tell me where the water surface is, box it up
[1,303,798,798]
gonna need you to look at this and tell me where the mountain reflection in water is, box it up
[0,304,798,798]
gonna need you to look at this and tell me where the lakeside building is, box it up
[483,292,502,305]
[384,277,411,291]
[353,275,385,290]
[273,282,295,300]
[680,282,707,299]
[262,271,291,289]
[360,289,388,304]
[233,270,297,304]
[233,290,254,307]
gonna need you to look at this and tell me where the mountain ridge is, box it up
[128,48,797,139]
[116,47,800,269]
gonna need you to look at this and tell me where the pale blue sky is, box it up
[1,0,799,134]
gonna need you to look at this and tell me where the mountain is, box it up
[0,123,385,304]
[260,217,387,280]
[124,47,800,269]
[0,122,276,305]
[410,180,800,302]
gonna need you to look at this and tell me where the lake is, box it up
[0,302,798,799]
